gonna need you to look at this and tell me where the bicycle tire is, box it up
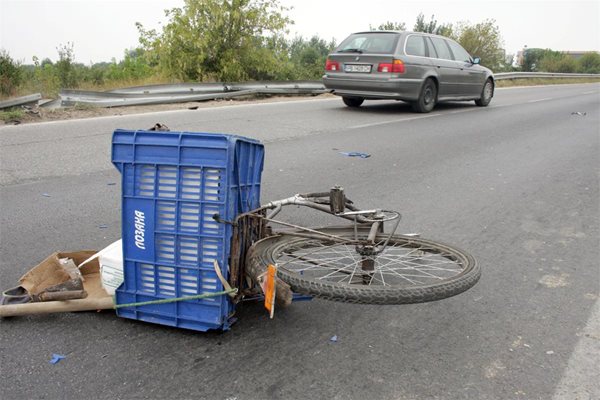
[248,228,479,305]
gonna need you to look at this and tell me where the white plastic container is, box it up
[98,239,124,295]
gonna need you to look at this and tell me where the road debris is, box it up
[339,151,371,158]
[546,350,555,355]
[0,251,113,318]
[571,112,587,116]
[1,286,31,305]
[330,335,338,342]
[148,122,170,131]
[41,193,51,197]
[49,354,66,364]
[22,104,40,116]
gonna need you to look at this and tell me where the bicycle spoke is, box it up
[271,234,468,287]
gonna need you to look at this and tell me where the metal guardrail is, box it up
[60,89,259,108]
[107,81,325,95]
[61,81,327,107]
[495,72,600,80]
[0,93,42,110]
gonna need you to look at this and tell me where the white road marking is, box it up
[527,97,554,103]
[349,113,442,129]
[447,108,479,114]
[553,299,600,400]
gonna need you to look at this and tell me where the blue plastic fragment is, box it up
[339,151,371,159]
[291,293,313,302]
[49,354,66,364]
[330,335,338,343]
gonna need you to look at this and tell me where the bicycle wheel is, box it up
[248,228,479,304]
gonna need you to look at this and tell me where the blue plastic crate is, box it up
[111,129,264,331]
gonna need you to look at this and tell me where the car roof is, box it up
[351,30,449,39]
[352,31,404,34]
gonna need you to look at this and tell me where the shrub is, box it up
[0,50,22,97]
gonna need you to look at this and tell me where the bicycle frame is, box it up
[258,187,402,246]
[223,186,402,302]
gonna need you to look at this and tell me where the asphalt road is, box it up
[1,84,599,400]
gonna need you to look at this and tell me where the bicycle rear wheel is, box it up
[248,228,479,304]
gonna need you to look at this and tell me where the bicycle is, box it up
[224,186,480,306]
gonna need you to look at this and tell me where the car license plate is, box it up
[344,64,371,73]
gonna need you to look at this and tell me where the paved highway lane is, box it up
[1,84,598,399]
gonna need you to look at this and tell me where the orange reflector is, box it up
[264,264,277,319]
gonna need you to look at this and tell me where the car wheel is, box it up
[411,78,437,113]
[342,97,364,108]
[475,79,494,107]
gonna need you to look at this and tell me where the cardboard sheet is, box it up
[19,251,110,299]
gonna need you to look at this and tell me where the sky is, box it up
[1,0,598,64]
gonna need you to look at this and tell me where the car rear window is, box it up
[336,33,400,54]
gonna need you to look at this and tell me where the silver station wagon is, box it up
[323,31,495,112]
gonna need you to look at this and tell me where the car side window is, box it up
[446,40,472,62]
[425,37,437,58]
[405,35,426,57]
[429,37,453,60]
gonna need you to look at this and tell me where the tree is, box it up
[288,36,336,79]
[370,21,406,31]
[414,13,437,33]
[538,52,577,73]
[577,52,600,73]
[522,48,546,72]
[454,20,504,69]
[0,50,22,96]
[413,13,453,36]
[136,0,292,82]
[55,42,78,88]
[521,48,579,72]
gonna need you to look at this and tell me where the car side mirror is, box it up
[472,57,481,65]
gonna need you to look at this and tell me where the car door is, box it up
[446,39,486,97]
[427,36,461,97]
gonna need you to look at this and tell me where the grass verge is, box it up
[0,108,25,122]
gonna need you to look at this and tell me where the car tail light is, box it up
[377,59,405,73]
[325,59,340,71]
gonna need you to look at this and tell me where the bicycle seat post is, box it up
[329,186,346,214]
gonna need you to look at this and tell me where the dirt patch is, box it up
[0,94,335,126]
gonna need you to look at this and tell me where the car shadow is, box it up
[339,100,477,115]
